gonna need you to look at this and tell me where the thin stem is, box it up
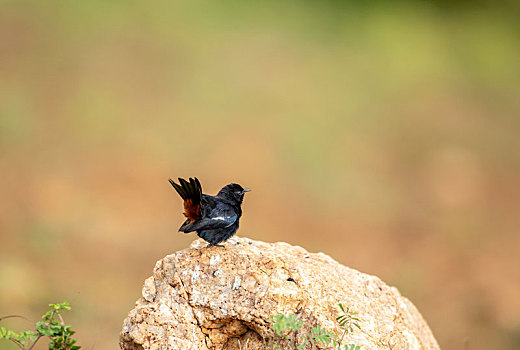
[28,334,43,350]
[1,315,28,321]
[337,326,349,346]
[8,338,26,350]
[57,313,65,326]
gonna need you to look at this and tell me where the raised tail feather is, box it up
[169,177,202,202]
[169,177,203,228]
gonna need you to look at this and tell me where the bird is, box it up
[168,177,250,247]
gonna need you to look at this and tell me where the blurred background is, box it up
[1,0,519,349]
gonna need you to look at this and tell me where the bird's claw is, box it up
[207,243,225,248]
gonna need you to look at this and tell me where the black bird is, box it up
[168,177,250,247]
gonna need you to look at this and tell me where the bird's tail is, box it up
[168,177,202,202]
[168,177,203,230]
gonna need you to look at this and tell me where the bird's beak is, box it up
[242,187,251,193]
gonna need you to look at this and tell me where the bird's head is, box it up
[217,183,250,204]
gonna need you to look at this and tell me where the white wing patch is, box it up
[211,215,235,228]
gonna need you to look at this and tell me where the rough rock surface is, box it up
[120,236,440,350]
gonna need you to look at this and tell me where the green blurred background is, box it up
[1,0,519,349]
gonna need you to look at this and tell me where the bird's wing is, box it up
[179,205,237,233]
[168,177,202,222]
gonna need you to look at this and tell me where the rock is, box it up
[120,236,440,350]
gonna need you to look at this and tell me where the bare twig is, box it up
[0,315,29,322]
[6,337,26,350]
[28,334,43,350]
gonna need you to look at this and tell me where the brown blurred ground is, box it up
[1,1,519,350]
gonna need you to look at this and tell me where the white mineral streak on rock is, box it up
[191,267,200,283]
[209,254,221,266]
[120,236,441,350]
[142,277,156,302]
[232,276,241,290]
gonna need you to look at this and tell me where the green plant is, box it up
[270,303,361,350]
[334,303,361,347]
[271,314,303,337]
[0,302,80,350]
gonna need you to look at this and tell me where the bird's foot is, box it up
[206,243,225,248]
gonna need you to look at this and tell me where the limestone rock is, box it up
[120,236,440,350]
